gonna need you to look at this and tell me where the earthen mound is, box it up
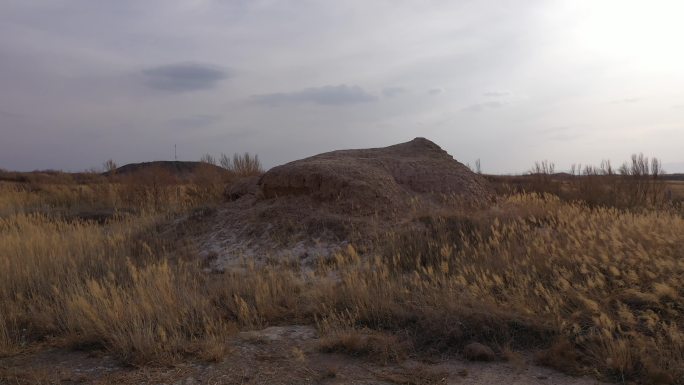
[195,138,492,270]
[108,161,229,180]
[258,137,491,213]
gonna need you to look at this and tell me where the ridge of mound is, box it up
[258,137,491,213]
[108,161,228,179]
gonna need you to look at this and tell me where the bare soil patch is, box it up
[0,325,608,385]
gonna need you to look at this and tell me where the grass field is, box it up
[0,169,683,384]
[667,181,684,201]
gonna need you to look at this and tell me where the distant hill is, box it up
[107,161,229,180]
[663,173,684,181]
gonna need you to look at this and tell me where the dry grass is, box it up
[318,328,410,364]
[220,194,684,383]
[668,181,684,201]
[489,153,680,210]
[1,171,683,384]
[0,211,233,365]
[210,152,264,177]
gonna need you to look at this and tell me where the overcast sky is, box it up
[1,0,683,173]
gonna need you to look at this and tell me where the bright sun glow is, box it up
[571,0,684,70]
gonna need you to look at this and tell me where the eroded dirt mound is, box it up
[258,137,491,213]
[193,138,492,271]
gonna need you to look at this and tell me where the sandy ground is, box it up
[190,201,350,273]
[1,325,609,385]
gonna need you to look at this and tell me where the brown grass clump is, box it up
[0,211,234,365]
[318,328,410,364]
[0,177,238,365]
[302,194,682,383]
[63,261,233,365]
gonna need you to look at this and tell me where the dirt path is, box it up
[1,325,608,385]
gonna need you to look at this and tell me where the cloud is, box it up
[252,84,376,106]
[483,90,512,97]
[3,1,684,174]
[462,90,525,111]
[382,86,407,98]
[169,114,221,129]
[609,97,641,104]
[539,126,580,141]
[0,109,22,119]
[462,101,504,112]
[141,63,229,92]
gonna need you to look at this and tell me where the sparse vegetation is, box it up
[103,159,118,173]
[1,154,683,384]
[218,152,263,176]
[201,152,263,176]
[492,153,680,209]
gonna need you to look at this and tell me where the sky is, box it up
[1,0,683,174]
